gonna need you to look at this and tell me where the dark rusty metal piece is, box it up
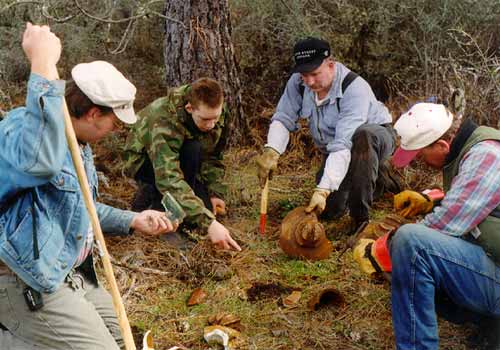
[337,220,369,260]
[337,214,410,261]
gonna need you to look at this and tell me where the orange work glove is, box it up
[394,190,434,218]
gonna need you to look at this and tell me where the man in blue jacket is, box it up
[255,37,399,232]
[0,23,176,349]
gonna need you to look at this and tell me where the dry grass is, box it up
[94,141,476,350]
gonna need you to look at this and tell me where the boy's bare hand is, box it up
[207,220,241,251]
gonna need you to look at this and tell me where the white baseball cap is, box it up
[392,103,453,168]
[71,61,137,124]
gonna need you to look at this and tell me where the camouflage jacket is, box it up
[123,85,228,231]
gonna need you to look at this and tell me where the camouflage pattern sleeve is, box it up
[122,117,147,179]
[128,96,216,232]
[149,101,215,231]
[200,152,226,198]
[200,107,229,198]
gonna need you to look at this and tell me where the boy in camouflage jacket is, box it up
[123,78,241,251]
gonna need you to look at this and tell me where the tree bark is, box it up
[163,0,246,146]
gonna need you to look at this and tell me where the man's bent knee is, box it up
[390,223,435,257]
[351,129,372,161]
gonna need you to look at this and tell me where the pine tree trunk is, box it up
[163,0,246,146]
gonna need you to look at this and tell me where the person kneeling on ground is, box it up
[123,78,241,251]
[0,23,177,350]
[389,103,500,349]
[254,37,400,234]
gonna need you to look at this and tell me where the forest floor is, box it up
[94,134,477,350]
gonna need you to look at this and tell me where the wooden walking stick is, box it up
[259,177,269,235]
[62,98,137,349]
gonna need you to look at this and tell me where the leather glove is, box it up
[394,190,433,218]
[305,188,331,214]
[353,237,392,275]
[255,147,280,188]
[353,239,379,275]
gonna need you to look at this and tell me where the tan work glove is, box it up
[353,237,393,276]
[353,239,378,275]
[394,190,434,218]
[255,147,280,188]
[305,188,331,214]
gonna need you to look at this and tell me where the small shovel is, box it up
[61,79,148,350]
[259,177,269,235]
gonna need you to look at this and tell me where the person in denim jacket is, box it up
[255,37,399,233]
[0,23,177,350]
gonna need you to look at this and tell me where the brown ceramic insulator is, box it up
[279,207,333,261]
[375,222,397,237]
[295,220,325,248]
[378,222,396,231]
[307,287,345,311]
[385,214,408,226]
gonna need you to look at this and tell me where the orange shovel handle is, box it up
[259,178,269,235]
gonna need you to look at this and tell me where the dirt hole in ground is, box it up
[246,282,292,302]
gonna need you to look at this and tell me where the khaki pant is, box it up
[0,270,123,350]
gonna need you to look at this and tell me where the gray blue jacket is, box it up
[272,62,391,154]
[0,74,135,293]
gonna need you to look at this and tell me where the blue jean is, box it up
[390,224,500,350]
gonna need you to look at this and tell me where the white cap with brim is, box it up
[392,103,453,168]
[71,61,137,124]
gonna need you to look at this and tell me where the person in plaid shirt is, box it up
[389,102,500,350]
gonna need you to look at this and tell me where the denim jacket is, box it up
[0,74,135,293]
[272,62,391,154]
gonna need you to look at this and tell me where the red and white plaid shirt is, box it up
[423,140,500,237]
